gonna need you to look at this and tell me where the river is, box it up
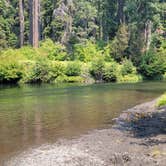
[0,82,166,162]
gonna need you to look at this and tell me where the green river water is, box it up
[0,82,166,162]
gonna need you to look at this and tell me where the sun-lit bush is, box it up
[23,57,53,83]
[121,59,137,76]
[0,60,24,83]
[103,62,118,82]
[39,39,67,61]
[73,41,102,62]
[157,93,166,107]
[65,61,81,76]
[90,57,105,81]
[139,51,166,80]
[117,74,142,83]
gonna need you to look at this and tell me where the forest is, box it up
[0,0,166,84]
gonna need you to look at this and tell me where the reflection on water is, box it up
[0,82,166,161]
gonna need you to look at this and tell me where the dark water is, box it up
[0,82,166,161]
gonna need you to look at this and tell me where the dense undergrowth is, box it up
[0,39,165,84]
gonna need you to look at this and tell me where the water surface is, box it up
[0,82,166,162]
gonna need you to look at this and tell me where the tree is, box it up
[29,0,40,48]
[19,0,25,47]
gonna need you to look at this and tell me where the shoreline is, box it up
[5,100,166,166]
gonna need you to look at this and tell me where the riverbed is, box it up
[0,82,166,164]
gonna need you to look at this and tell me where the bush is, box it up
[103,63,118,82]
[139,51,166,79]
[90,57,105,81]
[157,93,166,107]
[65,61,81,76]
[39,39,67,61]
[73,41,102,62]
[121,59,136,76]
[0,60,24,84]
[55,75,84,83]
[117,74,142,83]
[24,57,53,83]
[51,62,66,78]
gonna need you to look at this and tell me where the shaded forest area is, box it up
[0,0,166,84]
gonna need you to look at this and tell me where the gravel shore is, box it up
[5,100,166,166]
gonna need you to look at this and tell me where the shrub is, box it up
[139,51,166,79]
[0,60,24,84]
[18,46,38,59]
[24,57,52,83]
[157,93,166,107]
[55,75,84,83]
[39,39,67,61]
[90,57,105,81]
[51,62,66,78]
[121,59,136,76]
[73,41,102,62]
[103,63,118,82]
[65,62,81,76]
[117,74,142,83]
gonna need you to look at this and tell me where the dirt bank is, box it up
[4,100,166,166]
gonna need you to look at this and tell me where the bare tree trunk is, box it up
[144,20,152,51]
[19,0,24,47]
[29,0,40,48]
[117,0,125,24]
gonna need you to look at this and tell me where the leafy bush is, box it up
[117,74,142,83]
[90,57,105,81]
[139,51,166,79]
[55,75,84,83]
[121,59,136,76]
[51,62,66,78]
[103,63,118,82]
[0,60,24,83]
[39,39,67,61]
[157,93,166,107]
[24,57,53,83]
[65,62,81,76]
[73,41,102,62]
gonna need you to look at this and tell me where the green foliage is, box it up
[139,51,166,79]
[0,60,24,84]
[51,62,66,78]
[103,63,118,82]
[157,93,166,107]
[55,75,84,83]
[90,57,105,81]
[117,74,142,83]
[111,24,129,62]
[121,59,137,76]
[73,41,102,62]
[24,57,53,83]
[65,62,81,76]
[39,39,67,61]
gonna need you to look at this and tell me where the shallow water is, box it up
[0,82,166,162]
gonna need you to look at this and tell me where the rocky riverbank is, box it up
[5,100,166,166]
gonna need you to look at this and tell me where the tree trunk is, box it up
[19,0,24,47]
[117,0,125,24]
[144,20,152,51]
[29,0,40,48]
